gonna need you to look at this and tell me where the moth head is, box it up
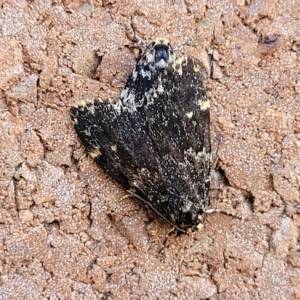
[142,38,175,69]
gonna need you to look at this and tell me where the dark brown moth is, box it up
[70,38,212,232]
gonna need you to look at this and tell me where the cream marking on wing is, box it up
[89,147,101,158]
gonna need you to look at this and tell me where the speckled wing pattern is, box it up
[70,38,211,232]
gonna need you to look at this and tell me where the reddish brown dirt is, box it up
[1,0,300,299]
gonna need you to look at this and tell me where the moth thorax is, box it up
[153,41,174,69]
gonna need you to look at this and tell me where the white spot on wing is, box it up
[140,68,151,79]
[113,88,139,113]
[156,81,164,94]
[132,70,138,80]
[199,99,210,111]
[181,200,193,213]
[185,147,211,164]
[185,111,193,119]
[89,147,101,158]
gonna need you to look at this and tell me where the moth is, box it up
[70,38,213,232]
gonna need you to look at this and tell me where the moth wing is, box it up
[70,100,153,190]
[70,56,210,232]
[132,56,211,230]
[148,57,210,203]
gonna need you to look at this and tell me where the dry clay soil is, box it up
[1,0,300,299]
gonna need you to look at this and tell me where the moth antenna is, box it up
[173,40,190,51]
[204,209,242,219]
[131,35,148,52]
